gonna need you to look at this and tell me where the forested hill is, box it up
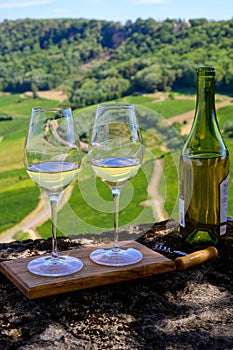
[0,17,233,107]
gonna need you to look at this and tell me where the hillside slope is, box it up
[0,18,233,107]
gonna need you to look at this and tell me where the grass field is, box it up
[217,105,233,128]
[0,169,40,233]
[0,92,233,241]
[37,160,154,238]
[0,93,63,117]
[121,93,196,118]
[143,99,195,118]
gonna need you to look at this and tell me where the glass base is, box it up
[90,247,143,267]
[27,255,83,277]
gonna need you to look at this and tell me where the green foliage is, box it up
[70,76,130,107]
[1,18,233,108]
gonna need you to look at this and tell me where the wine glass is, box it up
[88,103,144,266]
[24,107,83,277]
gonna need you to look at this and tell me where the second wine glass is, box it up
[88,103,144,266]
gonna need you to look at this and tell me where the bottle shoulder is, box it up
[182,121,228,157]
[182,135,229,158]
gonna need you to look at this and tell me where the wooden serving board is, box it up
[0,241,175,299]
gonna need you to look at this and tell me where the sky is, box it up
[0,0,232,23]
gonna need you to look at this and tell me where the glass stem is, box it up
[112,188,121,252]
[49,193,60,262]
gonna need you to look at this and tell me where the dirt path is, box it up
[0,185,74,243]
[169,100,232,135]
[24,90,68,101]
[141,158,169,221]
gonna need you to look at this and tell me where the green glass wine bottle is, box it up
[179,66,230,248]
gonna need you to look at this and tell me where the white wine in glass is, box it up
[88,103,144,266]
[24,107,83,277]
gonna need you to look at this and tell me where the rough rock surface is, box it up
[0,220,233,350]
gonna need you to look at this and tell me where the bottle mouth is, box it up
[197,66,215,77]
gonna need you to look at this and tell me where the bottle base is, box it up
[182,227,219,248]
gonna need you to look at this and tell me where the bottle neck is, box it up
[183,70,228,158]
[195,76,216,123]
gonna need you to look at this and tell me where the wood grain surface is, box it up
[0,241,175,299]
